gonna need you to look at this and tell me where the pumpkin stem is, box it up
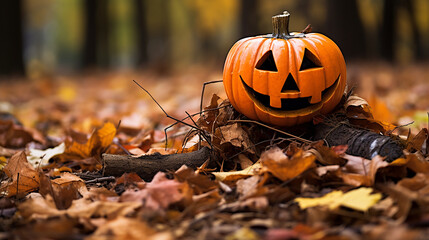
[272,11,290,38]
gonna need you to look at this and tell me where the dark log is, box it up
[313,122,403,162]
[102,147,211,181]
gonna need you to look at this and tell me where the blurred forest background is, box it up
[1,0,429,78]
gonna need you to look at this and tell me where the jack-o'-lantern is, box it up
[223,11,346,126]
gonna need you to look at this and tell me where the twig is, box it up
[85,176,116,184]
[133,80,199,130]
[163,105,229,149]
[228,119,312,143]
[199,80,223,117]
[133,80,207,149]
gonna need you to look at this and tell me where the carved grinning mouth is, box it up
[240,75,340,112]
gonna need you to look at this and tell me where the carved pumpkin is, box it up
[223,11,346,126]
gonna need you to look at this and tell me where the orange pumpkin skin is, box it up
[223,12,346,126]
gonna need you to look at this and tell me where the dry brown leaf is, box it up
[343,154,372,175]
[224,196,269,212]
[340,155,388,186]
[345,95,374,119]
[236,175,267,200]
[345,95,396,133]
[88,217,172,240]
[238,154,254,169]
[382,183,417,223]
[260,147,316,182]
[120,172,187,211]
[39,172,87,209]
[217,123,254,153]
[397,173,429,197]
[19,195,141,220]
[406,128,428,152]
[310,143,347,166]
[390,152,429,174]
[0,120,44,148]
[174,165,218,194]
[116,172,144,186]
[1,151,40,197]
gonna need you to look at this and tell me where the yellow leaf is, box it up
[97,122,117,150]
[0,156,7,171]
[212,162,261,182]
[295,187,382,212]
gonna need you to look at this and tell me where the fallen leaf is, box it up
[406,128,428,152]
[309,143,347,166]
[216,123,255,153]
[0,120,44,148]
[39,172,88,209]
[212,162,261,182]
[382,183,417,223]
[225,227,259,240]
[295,187,382,211]
[1,151,40,197]
[236,175,267,200]
[174,165,218,194]
[65,122,116,159]
[340,155,388,186]
[19,195,142,220]
[0,156,7,171]
[88,217,172,240]
[27,143,65,168]
[260,147,316,181]
[120,172,187,211]
[345,95,396,133]
[390,152,429,174]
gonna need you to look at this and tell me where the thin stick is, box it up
[228,119,312,143]
[133,80,207,150]
[163,105,229,149]
[184,111,214,151]
[133,80,198,130]
[16,173,19,200]
[85,176,116,184]
[200,80,223,117]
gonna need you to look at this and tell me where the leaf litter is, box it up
[0,70,428,239]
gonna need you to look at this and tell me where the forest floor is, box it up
[0,62,428,239]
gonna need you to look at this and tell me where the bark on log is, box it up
[313,122,403,162]
[102,147,211,181]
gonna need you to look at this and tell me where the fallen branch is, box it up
[313,122,403,162]
[102,147,211,181]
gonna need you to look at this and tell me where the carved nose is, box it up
[281,73,300,93]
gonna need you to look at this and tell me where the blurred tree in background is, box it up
[1,0,428,78]
[0,0,25,76]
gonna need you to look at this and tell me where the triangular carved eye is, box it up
[256,50,278,72]
[281,73,300,92]
[300,49,321,71]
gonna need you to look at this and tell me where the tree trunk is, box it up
[83,0,110,69]
[135,0,148,67]
[380,0,396,61]
[324,0,367,61]
[240,0,259,38]
[0,0,25,76]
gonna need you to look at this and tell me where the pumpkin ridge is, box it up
[253,37,272,121]
[231,39,253,110]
